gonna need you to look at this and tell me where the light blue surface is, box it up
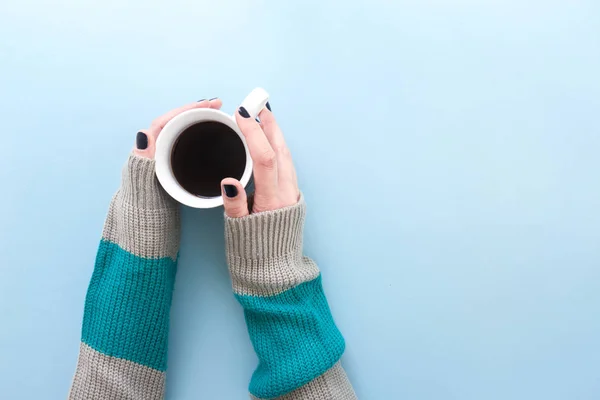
[0,1,599,399]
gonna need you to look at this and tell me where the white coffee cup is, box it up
[155,87,269,208]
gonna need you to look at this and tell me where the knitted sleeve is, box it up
[68,154,180,400]
[224,196,358,400]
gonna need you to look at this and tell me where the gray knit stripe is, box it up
[120,154,179,210]
[102,195,180,261]
[224,195,320,297]
[68,343,165,400]
[101,154,180,261]
[249,362,357,400]
[225,195,306,260]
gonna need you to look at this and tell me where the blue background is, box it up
[1,1,599,399]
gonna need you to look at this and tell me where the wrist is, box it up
[224,195,320,297]
[119,153,178,210]
[225,194,306,260]
[103,153,180,261]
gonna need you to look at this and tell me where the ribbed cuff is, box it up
[119,154,178,210]
[225,195,306,260]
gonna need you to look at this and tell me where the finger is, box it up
[221,178,249,218]
[148,100,211,139]
[236,107,279,212]
[208,97,223,109]
[133,129,156,159]
[258,104,299,206]
[258,103,286,149]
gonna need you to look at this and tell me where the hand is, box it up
[134,98,223,159]
[222,102,300,217]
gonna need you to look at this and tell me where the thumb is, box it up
[133,130,156,159]
[221,178,249,218]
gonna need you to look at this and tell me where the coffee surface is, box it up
[171,121,246,197]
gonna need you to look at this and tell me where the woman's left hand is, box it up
[134,98,223,159]
[221,102,300,217]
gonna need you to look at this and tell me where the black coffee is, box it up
[171,121,246,197]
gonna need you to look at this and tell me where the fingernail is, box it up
[197,99,206,102]
[136,132,148,150]
[223,184,238,198]
[238,106,250,118]
[265,102,271,112]
[209,97,218,101]
[255,118,261,123]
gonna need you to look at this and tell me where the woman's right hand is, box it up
[221,102,301,217]
[219,103,355,400]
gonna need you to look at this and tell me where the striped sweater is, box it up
[68,154,356,399]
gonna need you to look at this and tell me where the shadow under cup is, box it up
[170,121,247,198]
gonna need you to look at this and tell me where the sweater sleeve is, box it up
[224,195,357,400]
[68,154,180,400]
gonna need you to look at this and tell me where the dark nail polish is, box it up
[255,118,261,123]
[136,132,148,150]
[209,97,218,101]
[238,106,250,118]
[223,184,238,198]
[197,99,206,102]
[265,101,271,112]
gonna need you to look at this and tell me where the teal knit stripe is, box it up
[82,239,177,371]
[235,275,345,399]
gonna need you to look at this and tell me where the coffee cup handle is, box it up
[239,87,270,119]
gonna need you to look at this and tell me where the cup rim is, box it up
[155,108,253,208]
